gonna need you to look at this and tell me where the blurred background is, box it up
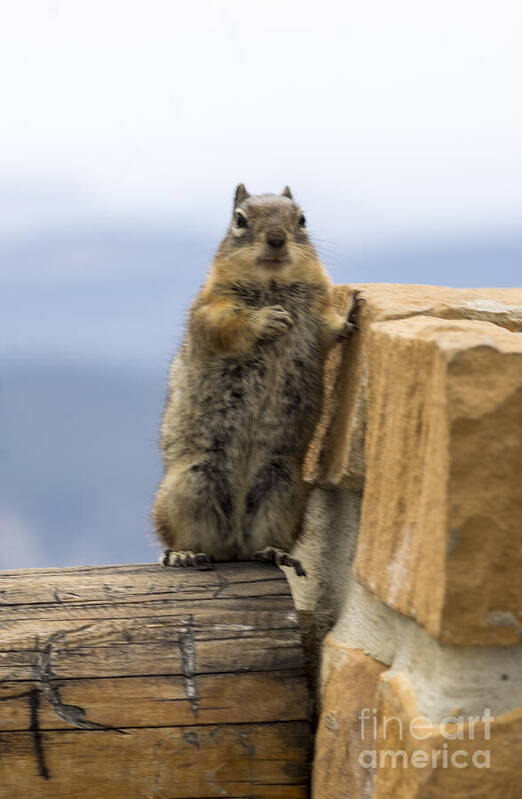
[1,0,521,569]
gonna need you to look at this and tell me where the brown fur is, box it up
[153,186,353,567]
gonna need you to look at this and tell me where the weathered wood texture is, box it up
[0,562,311,798]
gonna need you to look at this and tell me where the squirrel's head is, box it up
[216,184,318,273]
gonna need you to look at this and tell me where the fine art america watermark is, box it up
[358,708,493,769]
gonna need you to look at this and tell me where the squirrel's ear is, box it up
[234,183,250,208]
[281,186,293,200]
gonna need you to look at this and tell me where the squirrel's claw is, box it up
[253,546,307,577]
[336,290,365,341]
[348,290,365,320]
[160,549,213,570]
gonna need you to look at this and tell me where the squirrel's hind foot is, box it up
[160,549,213,570]
[253,546,306,577]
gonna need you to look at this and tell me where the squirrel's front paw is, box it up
[259,305,293,339]
[335,290,365,341]
[336,319,357,340]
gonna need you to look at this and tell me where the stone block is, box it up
[313,636,386,799]
[313,631,522,798]
[305,284,522,488]
[353,315,522,645]
[372,669,522,799]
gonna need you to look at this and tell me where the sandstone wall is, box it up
[287,284,522,798]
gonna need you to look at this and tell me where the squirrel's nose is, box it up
[266,230,286,249]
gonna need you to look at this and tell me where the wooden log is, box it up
[0,562,311,798]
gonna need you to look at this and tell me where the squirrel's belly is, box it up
[187,321,325,461]
[159,318,325,555]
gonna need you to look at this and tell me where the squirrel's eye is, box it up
[298,214,306,227]
[235,212,248,228]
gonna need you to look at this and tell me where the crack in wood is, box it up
[3,718,311,734]
[0,587,290,610]
[178,616,200,717]
[28,687,49,780]
[239,730,256,799]
[0,690,32,702]
[31,631,127,735]
[212,572,230,599]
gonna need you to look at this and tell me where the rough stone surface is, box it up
[305,284,522,487]
[373,669,522,799]
[331,582,522,721]
[304,285,355,484]
[295,284,522,796]
[313,625,522,799]
[313,639,386,799]
[353,315,522,645]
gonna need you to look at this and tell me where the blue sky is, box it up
[0,1,521,568]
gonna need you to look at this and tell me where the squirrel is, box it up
[153,184,361,575]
